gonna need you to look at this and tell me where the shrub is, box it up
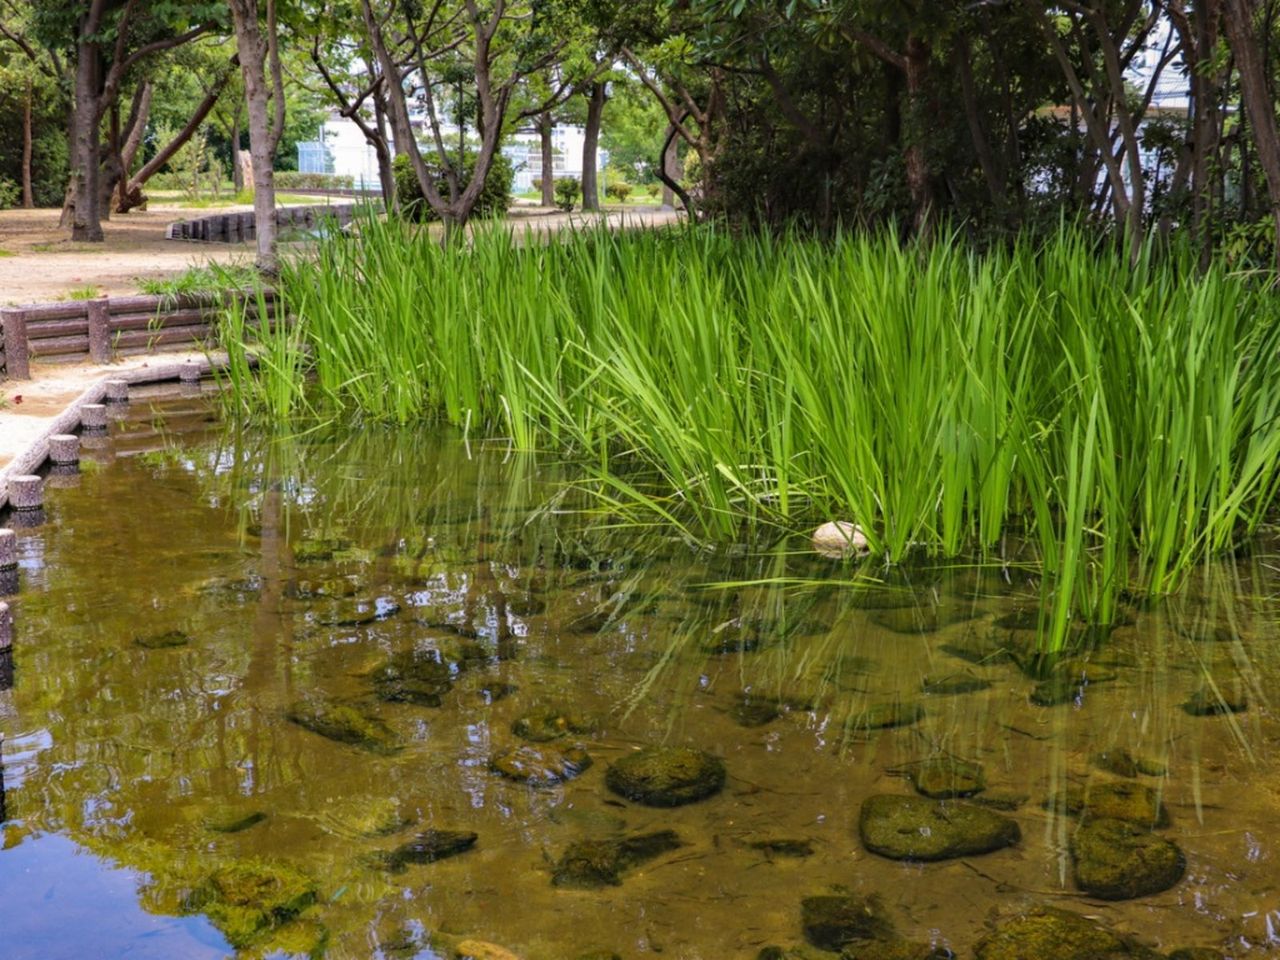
[393,150,513,222]
[605,180,633,203]
[274,171,355,190]
[554,177,579,211]
[647,183,662,198]
[532,177,543,192]
[0,177,19,210]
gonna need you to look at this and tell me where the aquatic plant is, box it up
[217,221,1280,648]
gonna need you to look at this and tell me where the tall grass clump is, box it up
[220,218,1280,647]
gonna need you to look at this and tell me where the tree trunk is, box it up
[660,124,680,209]
[230,0,285,275]
[71,24,103,242]
[1222,0,1280,270]
[903,35,933,239]
[231,107,244,192]
[539,112,555,206]
[21,78,33,209]
[581,82,605,212]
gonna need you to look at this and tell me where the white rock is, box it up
[811,520,869,558]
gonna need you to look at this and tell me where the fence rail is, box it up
[0,290,278,380]
[166,204,356,243]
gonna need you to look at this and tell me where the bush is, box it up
[0,177,19,210]
[605,180,633,203]
[554,177,579,211]
[647,183,662,198]
[274,171,355,190]
[532,177,543,192]
[393,150,513,222]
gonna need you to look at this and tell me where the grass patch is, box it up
[64,284,102,300]
[216,221,1280,647]
[139,264,258,299]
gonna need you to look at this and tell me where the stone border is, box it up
[0,352,242,512]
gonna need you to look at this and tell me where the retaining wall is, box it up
[166,204,356,243]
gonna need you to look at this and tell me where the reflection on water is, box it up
[0,391,1278,958]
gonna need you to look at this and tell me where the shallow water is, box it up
[1,391,1279,959]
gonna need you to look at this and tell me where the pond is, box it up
[0,390,1277,959]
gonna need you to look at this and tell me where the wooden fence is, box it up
[166,204,356,243]
[0,290,278,380]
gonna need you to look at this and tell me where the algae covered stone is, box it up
[1070,818,1185,900]
[134,629,192,649]
[895,757,984,799]
[800,894,895,950]
[920,671,992,696]
[286,699,403,755]
[848,701,924,732]
[972,907,1162,960]
[1183,681,1248,716]
[490,743,593,786]
[841,941,955,960]
[182,861,318,949]
[552,830,684,888]
[605,746,725,807]
[380,829,478,872]
[512,708,598,742]
[1046,781,1168,827]
[371,649,455,707]
[859,794,1020,861]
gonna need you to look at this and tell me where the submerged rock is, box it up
[920,671,992,696]
[576,952,623,960]
[552,830,684,888]
[315,795,411,839]
[490,743,593,786]
[859,795,1020,861]
[702,624,766,654]
[286,699,402,755]
[1166,950,1227,960]
[871,606,978,635]
[1091,748,1138,778]
[841,941,955,960]
[293,537,348,564]
[456,939,522,960]
[380,829,478,872]
[182,861,318,949]
[968,792,1028,811]
[894,758,985,799]
[972,907,1162,960]
[605,747,726,807]
[317,597,401,627]
[204,809,268,834]
[1183,680,1248,716]
[939,631,1015,665]
[134,630,192,649]
[1028,658,1117,706]
[731,695,782,727]
[848,701,924,732]
[800,894,895,951]
[1070,818,1185,900]
[512,708,598,742]
[371,649,455,707]
[476,682,519,704]
[1046,781,1169,827]
[745,836,815,858]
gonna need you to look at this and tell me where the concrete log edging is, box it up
[0,355,239,512]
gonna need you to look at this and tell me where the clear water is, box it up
[1,390,1278,959]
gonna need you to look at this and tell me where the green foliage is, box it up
[0,177,18,209]
[392,151,513,222]
[270,171,355,191]
[554,176,580,210]
[605,179,633,203]
[219,223,1280,650]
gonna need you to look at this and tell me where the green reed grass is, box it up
[217,220,1280,648]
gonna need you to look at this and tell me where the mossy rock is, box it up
[1183,680,1248,716]
[871,606,979,635]
[379,829,478,873]
[800,894,895,950]
[371,649,455,707]
[895,757,984,799]
[512,708,598,742]
[1070,818,1184,900]
[182,861,318,949]
[1092,748,1139,777]
[731,693,784,727]
[859,794,1020,861]
[939,631,1015,666]
[293,537,348,564]
[455,938,522,959]
[552,830,684,888]
[920,671,992,696]
[576,952,623,960]
[605,747,726,807]
[476,681,519,703]
[286,699,403,755]
[969,792,1028,811]
[1046,781,1168,827]
[848,701,924,731]
[972,907,1162,960]
[1166,949,1226,960]
[317,597,401,627]
[745,836,814,857]
[847,586,925,610]
[204,808,268,834]
[134,629,191,649]
[702,628,766,654]
[1028,658,1117,705]
[315,795,411,839]
[288,577,361,600]
[490,743,593,786]
[841,941,955,960]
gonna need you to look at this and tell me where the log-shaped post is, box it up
[0,309,30,379]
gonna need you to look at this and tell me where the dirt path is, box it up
[0,202,679,305]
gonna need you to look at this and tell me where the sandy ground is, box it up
[0,201,680,305]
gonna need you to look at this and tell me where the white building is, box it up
[299,113,607,195]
